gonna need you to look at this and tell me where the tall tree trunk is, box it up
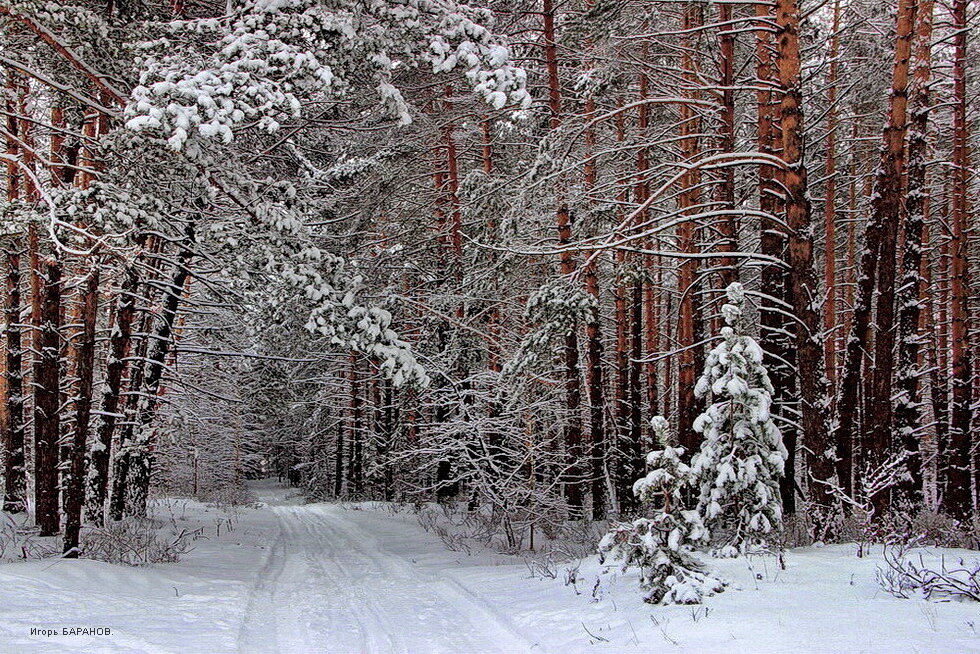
[676,0,703,457]
[608,102,636,514]
[867,0,917,514]
[584,263,606,520]
[333,413,344,496]
[894,0,935,502]
[582,75,607,520]
[63,266,99,556]
[834,0,916,511]
[2,243,24,513]
[111,236,193,519]
[929,224,951,503]
[638,66,658,446]
[775,0,837,518]
[2,74,25,513]
[945,0,973,518]
[32,230,62,536]
[823,0,841,387]
[349,355,364,495]
[756,1,797,514]
[715,0,738,288]
[543,0,584,514]
[86,265,137,524]
[125,244,193,517]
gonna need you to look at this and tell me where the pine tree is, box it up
[599,417,725,605]
[690,283,787,554]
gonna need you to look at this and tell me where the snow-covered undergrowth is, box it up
[0,482,977,652]
[0,492,256,566]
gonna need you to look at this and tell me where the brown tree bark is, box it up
[2,244,24,513]
[122,241,193,517]
[612,102,636,514]
[715,1,737,288]
[894,0,935,501]
[775,0,837,516]
[63,266,99,556]
[833,0,916,511]
[543,0,584,513]
[110,233,192,519]
[31,229,62,536]
[676,1,703,457]
[756,0,797,514]
[2,72,25,513]
[868,0,917,514]
[945,0,973,518]
[823,0,842,387]
[86,265,137,524]
[582,72,607,519]
[584,262,606,519]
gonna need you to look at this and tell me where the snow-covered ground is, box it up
[0,481,978,653]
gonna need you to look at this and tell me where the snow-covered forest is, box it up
[1,0,979,651]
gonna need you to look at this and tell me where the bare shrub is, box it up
[0,514,59,560]
[434,525,473,555]
[772,512,815,549]
[877,543,980,602]
[81,519,201,566]
[416,506,439,532]
[198,484,259,509]
[523,552,559,580]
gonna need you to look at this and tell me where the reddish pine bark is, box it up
[715,1,737,288]
[63,267,99,556]
[543,0,584,513]
[894,0,935,501]
[756,1,798,514]
[945,0,973,518]
[775,0,837,516]
[822,0,841,386]
[675,1,703,457]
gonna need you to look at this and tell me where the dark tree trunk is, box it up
[945,0,973,518]
[349,355,364,495]
[894,0,935,502]
[86,265,138,524]
[63,267,99,556]
[2,244,25,513]
[675,1,703,458]
[32,237,62,536]
[584,262,606,519]
[112,236,193,519]
[866,0,917,516]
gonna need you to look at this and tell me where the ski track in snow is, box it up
[238,502,534,654]
[4,481,980,653]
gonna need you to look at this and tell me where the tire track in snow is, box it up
[240,501,539,653]
[289,505,395,652]
[237,513,287,653]
[305,504,539,653]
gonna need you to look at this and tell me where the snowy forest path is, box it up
[238,486,537,654]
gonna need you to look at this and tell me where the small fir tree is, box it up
[599,417,725,605]
[690,282,788,554]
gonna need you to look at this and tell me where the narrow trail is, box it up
[239,487,535,654]
[2,483,979,653]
